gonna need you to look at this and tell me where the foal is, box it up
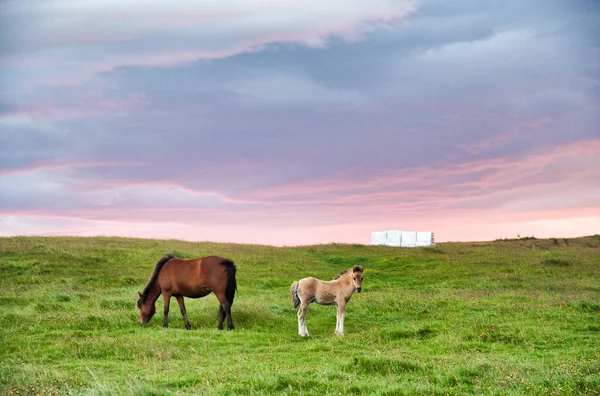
[291,265,364,336]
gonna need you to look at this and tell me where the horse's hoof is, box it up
[185,325,192,330]
[163,324,168,328]
[227,325,234,330]
[335,331,344,336]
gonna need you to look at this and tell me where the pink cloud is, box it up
[0,161,140,177]
[240,139,600,206]
[1,134,598,244]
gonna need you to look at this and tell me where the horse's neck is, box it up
[144,282,161,304]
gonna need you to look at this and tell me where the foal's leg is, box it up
[162,292,172,328]
[335,300,346,336]
[298,301,310,337]
[175,295,192,330]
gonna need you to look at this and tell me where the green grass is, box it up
[0,235,599,395]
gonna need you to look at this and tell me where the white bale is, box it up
[371,231,388,245]
[416,231,433,247]
[386,230,402,247]
[400,231,417,247]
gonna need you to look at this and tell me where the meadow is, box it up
[0,235,599,395]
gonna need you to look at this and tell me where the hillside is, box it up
[1,236,599,395]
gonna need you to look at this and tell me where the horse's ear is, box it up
[138,292,143,298]
[353,265,363,273]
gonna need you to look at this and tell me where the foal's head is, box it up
[136,292,156,324]
[352,265,364,293]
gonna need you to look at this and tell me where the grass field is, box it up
[0,235,599,395]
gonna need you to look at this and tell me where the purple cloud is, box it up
[1,0,598,244]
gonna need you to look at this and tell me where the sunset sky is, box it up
[1,0,599,246]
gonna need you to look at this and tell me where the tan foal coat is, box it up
[291,265,363,336]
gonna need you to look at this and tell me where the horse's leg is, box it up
[297,305,303,336]
[224,301,234,330]
[335,300,346,336]
[298,301,310,337]
[162,292,171,328]
[217,306,226,330]
[215,292,234,330]
[175,296,192,330]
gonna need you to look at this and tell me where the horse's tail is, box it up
[291,281,300,309]
[221,258,237,305]
[137,253,174,308]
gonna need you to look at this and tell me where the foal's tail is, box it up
[291,281,300,309]
[222,258,237,305]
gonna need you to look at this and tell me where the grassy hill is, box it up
[0,235,599,395]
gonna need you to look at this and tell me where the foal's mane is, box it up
[333,269,349,280]
[137,253,174,308]
[333,265,364,280]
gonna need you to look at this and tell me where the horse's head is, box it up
[137,292,156,324]
[352,265,364,293]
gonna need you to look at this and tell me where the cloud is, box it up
[2,137,597,231]
[0,0,598,245]
[1,0,417,87]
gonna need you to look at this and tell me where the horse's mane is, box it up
[137,254,174,308]
[333,269,349,280]
[333,265,364,280]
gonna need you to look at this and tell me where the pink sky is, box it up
[1,0,598,245]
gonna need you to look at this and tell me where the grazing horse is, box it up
[136,254,237,330]
[291,265,364,336]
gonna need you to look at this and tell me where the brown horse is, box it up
[291,265,364,336]
[136,254,237,330]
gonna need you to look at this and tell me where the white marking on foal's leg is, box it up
[298,303,310,337]
[303,319,310,337]
[298,310,304,336]
[303,307,310,337]
[335,303,345,336]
